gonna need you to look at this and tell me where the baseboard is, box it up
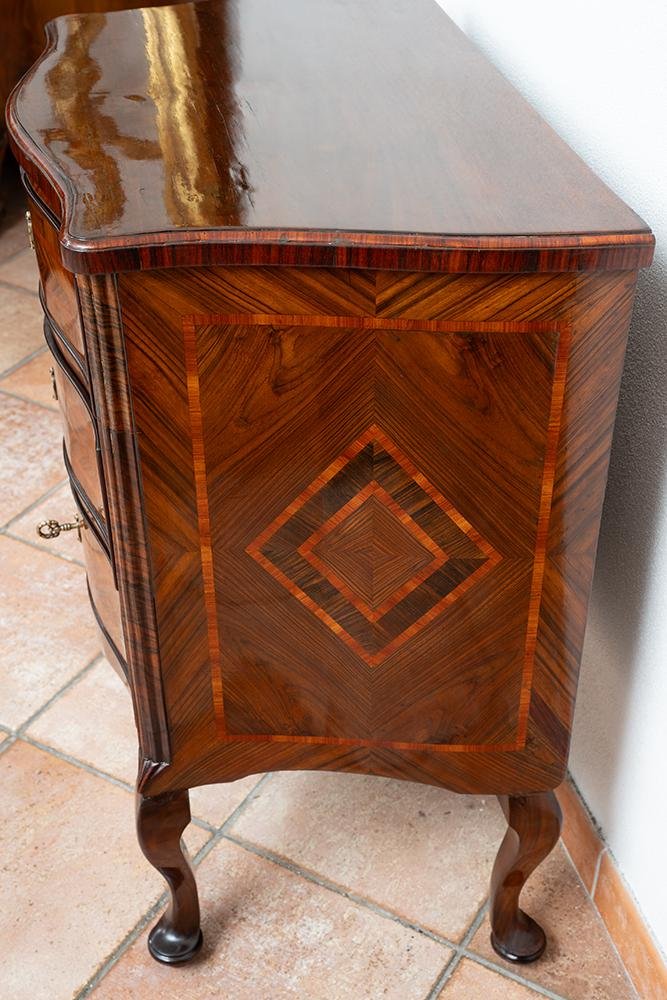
[556,778,667,999]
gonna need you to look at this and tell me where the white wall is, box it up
[436,0,667,952]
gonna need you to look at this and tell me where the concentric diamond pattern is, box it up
[247,426,501,666]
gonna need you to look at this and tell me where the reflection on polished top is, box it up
[10,0,650,252]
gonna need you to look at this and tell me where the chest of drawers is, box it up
[7,0,653,967]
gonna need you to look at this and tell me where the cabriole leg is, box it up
[136,789,202,964]
[490,790,562,963]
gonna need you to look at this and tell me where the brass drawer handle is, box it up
[26,210,35,251]
[49,366,58,400]
[36,515,86,542]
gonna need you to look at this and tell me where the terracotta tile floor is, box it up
[0,180,640,999]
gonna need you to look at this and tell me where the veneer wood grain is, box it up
[112,266,636,799]
[7,0,653,274]
[82,524,125,667]
[28,194,86,359]
[51,360,102,516]
[7,0,653,967]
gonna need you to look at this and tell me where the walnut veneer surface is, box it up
[7,0,653,968]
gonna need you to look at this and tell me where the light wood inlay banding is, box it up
[518,324,572,746]
[183,319,226,729]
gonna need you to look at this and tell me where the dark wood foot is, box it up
[136,789,202,964]
[490,790,562,963]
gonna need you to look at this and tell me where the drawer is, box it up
[40,295,87,385]
[25,181,87,373]
[81,512,127,681]
[45,318,108,543]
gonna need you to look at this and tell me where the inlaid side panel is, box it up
[114,267,635,795]
[184,317,564,751]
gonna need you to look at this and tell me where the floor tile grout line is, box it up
[422,899,489,1000]
[74,773,276,997]
[189,771,273,833]
[218,831,575,1000]
[6,743,249,836]
[217,770,276,834]
[4,752,482,993]
[0,340,45,363]
[73,890,171,1000]
[457,947,570,1000]
[0,528,86,566]
[0,276,39,298]
[459,898,489,949]
[191,816,217,834]
[8,748,579,1000]
[558,840,639,999]
[15,653,102,736]
[1,680,637,1000]
[0,476,68,530]
[223,831,459,951]
[0,341,44,381]
[454,888,582,1000]
[1,719,640,993]
[19,735,136,794]
[8,700,271,836]
[422,950,460,1000]
[0,385,59,414]
[0,734,17,758]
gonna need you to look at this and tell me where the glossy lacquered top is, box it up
[8,0,653,273]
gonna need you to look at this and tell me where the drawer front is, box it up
[82,516,126,677]
[27,190,87,370]
[47,324,108,542]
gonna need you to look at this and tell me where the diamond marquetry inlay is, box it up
[302,487,442,622]
[247,426,501,666]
